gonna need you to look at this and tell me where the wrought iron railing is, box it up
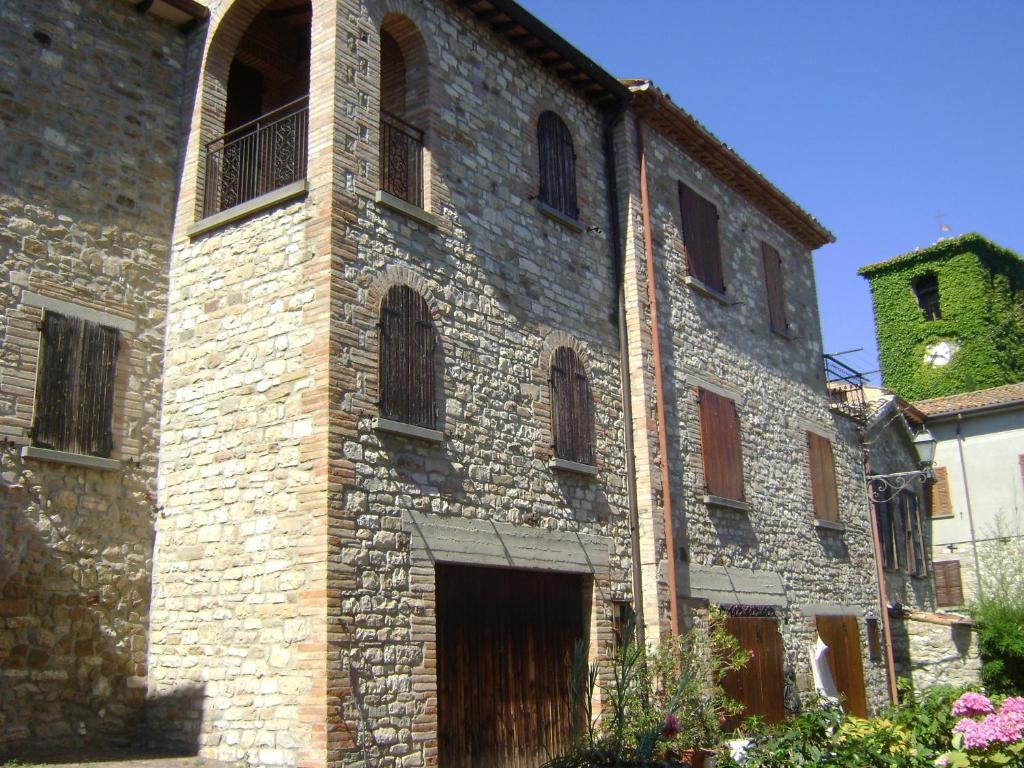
[824,354,868,422]
[203,97,309,218]
[380,110,424,208]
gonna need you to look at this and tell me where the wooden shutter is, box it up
[929,466,953,517]
[679,183,725,293]
[807,433,840,522]
[761,242,787,333]
[874,495,897,570]
[378,285,436,429]
[815,615,867,717]
[550,347,595,465]
[933,560,964,607]
[33,312,119,457]
[698,388,744,500]
[537,111,578,219]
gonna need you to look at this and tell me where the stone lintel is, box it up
[814,518,846,532]
[549,457,598,476]
[703,495,751,513]
[802,604,864,617]
[684,275,730,305]
[21,291,136,333]
[374,190,442,229]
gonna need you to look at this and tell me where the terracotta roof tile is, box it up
[913,382,1024,417]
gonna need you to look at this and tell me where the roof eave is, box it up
[629,83,834,251]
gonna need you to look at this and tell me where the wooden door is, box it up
[437,565,584,768]
[815,615,868,717]
[720,616,786,728]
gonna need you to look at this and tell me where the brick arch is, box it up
[538,330,594,382]
[533,330,596,459]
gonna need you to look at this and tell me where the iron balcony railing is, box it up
[380,110,424,208]
[203,96,309,218]
[824,353,868,422]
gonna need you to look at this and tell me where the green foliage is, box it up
[939,737,1024,768]
[718,684,975,768]
[858,234,1024,401]
[548,608,747,768]
[973,521,1024,696]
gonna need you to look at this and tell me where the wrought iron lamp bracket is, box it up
[866,469,933,503]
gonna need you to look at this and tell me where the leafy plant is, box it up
[973,516,1024,696]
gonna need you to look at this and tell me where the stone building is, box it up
[3,0,888,764]
[859,233,1024,402]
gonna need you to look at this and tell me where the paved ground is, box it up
[5,755,237,768]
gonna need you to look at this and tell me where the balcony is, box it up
[824,354,868,423]
[379,110,424,208]
[202,97,309,219]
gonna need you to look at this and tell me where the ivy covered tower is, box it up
[859,233,1024,401]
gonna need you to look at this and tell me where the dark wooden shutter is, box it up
[933,560,964,607]
[679,183,724,293]
[33,312,119,457]
[537,111,578,220]
[550,347,595,465]
[698,388,744,500]
[761,242,787,332]
[874,494,896,570]
[815,615,867,717]
[929,466,953,517]
[807,433,840,522]
[908,492,927,576]
[378,285,436,429]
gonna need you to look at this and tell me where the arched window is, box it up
[379,285,436,428]
[912,273,941,321]
[379,15,429,207]
[549,346,594,465]
[537,111,578,220]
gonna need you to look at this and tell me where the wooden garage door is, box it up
[815,615,868,717]
[437,565,585,768]
[720,615,786,729]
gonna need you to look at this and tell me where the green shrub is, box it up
[972,519,1024,696]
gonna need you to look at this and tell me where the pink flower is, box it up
[953,692,995,717]
[661,713,680,739]
[1000,696,1024,715]
[953,713,1024,750]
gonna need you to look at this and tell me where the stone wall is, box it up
[891,615,980,690]
[623,118,889,711]
[0,0,190,752]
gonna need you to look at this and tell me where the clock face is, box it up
[924,340,959,367]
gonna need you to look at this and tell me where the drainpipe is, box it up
[861,431,900,705]
[635,117,680,636]
[603,100,646,646]
[955,414,984,600]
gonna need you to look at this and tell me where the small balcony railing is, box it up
[824,353,868,422]
[380,110,424,208]
[203,96,309,218]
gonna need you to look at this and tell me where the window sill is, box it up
[684,276,729,305]
[187,180,309,238]
[814,519,846,532]
[375,191,441,229]
[931,514,956,520]
[21,446,120,471]
[703,495,751,512]
[373,417,444,444]
[549,458,598,477]
[536,202,584,233]
[772,325,796,341]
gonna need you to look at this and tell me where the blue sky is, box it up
[518,1,1024,381]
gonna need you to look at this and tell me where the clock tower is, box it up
[859,234,1024,400]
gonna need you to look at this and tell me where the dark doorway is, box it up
[437,565,585,768]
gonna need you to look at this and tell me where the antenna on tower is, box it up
[934,211,951,241]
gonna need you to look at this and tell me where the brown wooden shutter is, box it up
[874,494,897,569]
[720,616,786,729]
[550,347,595,465]
[33,312,119,457]
[929,466,953,517]
[537,111,578,219]
[378,285,436,429]
[807,433,840,522]
[815,615,867,717]
[761,242,787,333]
[933,560,964,607]
[698,388,744,500]
[679,183,724,293]
[908,493,927,576]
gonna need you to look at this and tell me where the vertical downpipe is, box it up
[636,117,680,635]
[956,414,984,599]
[603,101,646,646]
